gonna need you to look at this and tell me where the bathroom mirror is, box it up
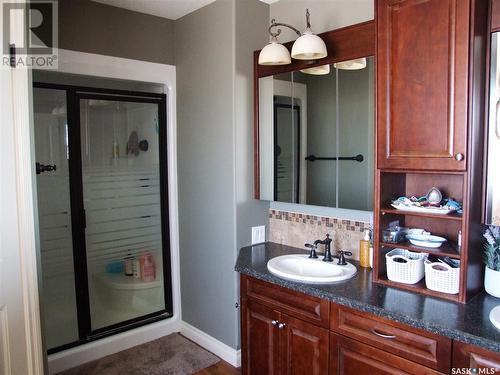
[486,32,500,226]
[258,59,374,211]
[254,21,375,213]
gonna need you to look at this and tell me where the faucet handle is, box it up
[336,250,352,265]
[305,243,318,259]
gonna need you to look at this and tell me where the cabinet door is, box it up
[377,0,469,171]
[280,314,329,375]
[330,333,443,375]
[453,341,500,371]
[241,299,280,375]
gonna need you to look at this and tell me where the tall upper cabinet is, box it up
[373,0,488,302]
[377,0,470,171]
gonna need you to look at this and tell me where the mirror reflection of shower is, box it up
[264,57,374,211]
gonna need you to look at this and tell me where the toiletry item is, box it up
[112,140,119,158]
[359,230,371,268]
[106,261,123,274]
[124,254,133,276]
[132,258,141,278]
[369,246,373,268]
[141,254,156,282]
[458,230,462,250]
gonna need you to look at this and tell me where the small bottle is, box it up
[132,258,141,278]
[112,140,120,158]
[141,254,156,282]
[124,254,133,276]
[359,230,371,268]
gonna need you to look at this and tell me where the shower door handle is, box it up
[36,162,57,174]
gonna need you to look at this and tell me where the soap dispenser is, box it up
[359,230,371,268]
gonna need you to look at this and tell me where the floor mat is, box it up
[58,333,220,375]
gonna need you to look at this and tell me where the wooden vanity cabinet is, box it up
[330,304,452,373]
[240,275,498,375]
[376,0,472,171]
[453,341,500,371]
[241,299,280,375]
[330,333,443,375]
[240,275,329,375]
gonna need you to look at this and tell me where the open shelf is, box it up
[380,241,461,259]
[381,207,463,221]
[375,276,460,302]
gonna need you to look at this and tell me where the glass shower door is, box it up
[79,96,167,331]
[33,87,79,350]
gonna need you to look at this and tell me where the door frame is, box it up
[34,49,180,374]
[0,1,45,374]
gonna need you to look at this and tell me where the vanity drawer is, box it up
[240,275,329,328]
[330,304,451,373]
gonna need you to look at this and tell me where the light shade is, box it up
[300,64,330,75]
[291,29,327,60]
[334,58,367,70]
[258,37,291,65]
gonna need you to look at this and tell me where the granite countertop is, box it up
[235,242,500,353]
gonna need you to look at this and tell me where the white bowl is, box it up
[407,234,447,248]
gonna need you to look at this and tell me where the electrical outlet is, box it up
[251,225,266,245]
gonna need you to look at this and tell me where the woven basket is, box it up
[424,260,460,294]
[386,249,426,284]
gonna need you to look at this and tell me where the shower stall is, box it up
[33,82,172,353]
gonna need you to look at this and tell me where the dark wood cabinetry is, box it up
[280,315,329,375]
[240,276,329,375]
[241,300,280,375]
[240,275,499,375]
[376,0,469,171]
[330,333,443,374]
[330,304,451,372]
[373,0,488,303]
[453,341,500,371]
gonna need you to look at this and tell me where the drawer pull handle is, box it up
[271,320,278,326]
[278,323,286,329]
[371,328,396,339]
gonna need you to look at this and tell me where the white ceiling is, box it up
[91,0,218,20]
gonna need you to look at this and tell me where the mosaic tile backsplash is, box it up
[269,210,370,261]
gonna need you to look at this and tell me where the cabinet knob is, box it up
[455,153,464,161]
[278,323,286,329]
[271,320,278,326]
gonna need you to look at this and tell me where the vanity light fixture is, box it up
[300,64,330,75]
[333,57,367,70]
[258,9,327,66]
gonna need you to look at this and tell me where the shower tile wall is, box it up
[269,209,370,260]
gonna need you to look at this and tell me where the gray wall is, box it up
[58,0,175,65]
[175,0,269,350]
[235,1,270,249]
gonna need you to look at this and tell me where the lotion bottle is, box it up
[359,230,371,268]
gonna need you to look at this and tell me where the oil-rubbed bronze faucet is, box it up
[314,234,333,262]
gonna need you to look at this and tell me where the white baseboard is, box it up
[47,316,181,374]
[180,321,241,368]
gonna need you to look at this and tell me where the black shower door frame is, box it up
[34,82,173,354]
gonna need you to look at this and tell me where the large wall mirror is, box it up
[254,21,375,212]
[486,31,500,226]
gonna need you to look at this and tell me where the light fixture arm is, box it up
[268,19,302,39]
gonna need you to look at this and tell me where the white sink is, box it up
[267,254,357,284]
